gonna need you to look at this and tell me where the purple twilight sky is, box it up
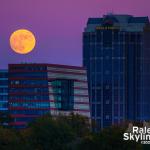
[0,0,150,68]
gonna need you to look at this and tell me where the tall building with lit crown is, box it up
[83,14,150,129]
[8,64,90,128]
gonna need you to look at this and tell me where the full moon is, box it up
[10,29,36,54]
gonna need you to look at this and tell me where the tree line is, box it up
[0,112,148,150]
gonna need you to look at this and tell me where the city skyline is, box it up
[0,0,150,69]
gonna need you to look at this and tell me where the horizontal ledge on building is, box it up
[9,107,90,112]
[9,100,89,104]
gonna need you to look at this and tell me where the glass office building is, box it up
[83,14,150,129]
[0,70,8,112]
[8,64,90,128]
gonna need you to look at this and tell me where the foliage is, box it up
[57,113,91,137]
[0,127,22,150]
[77,124,143,150]
[27,115,75,150]
[0,114,147,150]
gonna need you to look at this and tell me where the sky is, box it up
[0,0,150,68]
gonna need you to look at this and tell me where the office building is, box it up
[0,70,8,112]
[8,63,90,128]
[83,14,150,129]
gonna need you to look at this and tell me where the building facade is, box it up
[8,64,90,128]
[0,70,8,113]
[83,14,150,129]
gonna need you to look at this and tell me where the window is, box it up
[83,34,90,43]
[105,70,110,75]
[106,100,110,104]
[91,33,96,43]
[52,79,74,111]
[113,45,120,57]
[114,104,118,116]
[113,59,120,73]
[120,33,124,42]
[96,31,102,42]
[96,59,102,72]
[0,80,8,85]
[120,104,124,116]
[92,104,95,116]
[96,104,101,116]
[106,115,110,119]
[91,60,96,72]
[114,31,119,42]
[92,89,96,102]
[103,30,112,47]
[130,34,136,42]
[96,45,102,57]
[105,85,110,90]
[0,72,8,78]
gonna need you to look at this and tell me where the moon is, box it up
[10,29,36,54]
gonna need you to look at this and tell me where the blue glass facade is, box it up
[9,64,49,128]
[8,64,90,128]
[142,25,150,120]
[83,14,150,129]
[0,70,8,112]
